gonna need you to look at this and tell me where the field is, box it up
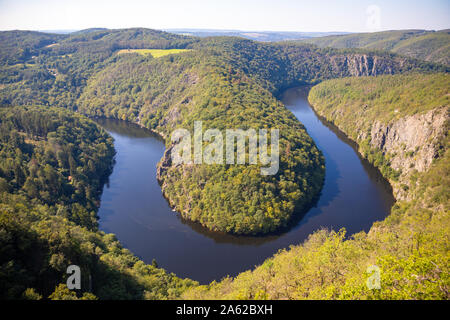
[117,48,191,58]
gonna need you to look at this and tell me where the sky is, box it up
[0,0,448,33]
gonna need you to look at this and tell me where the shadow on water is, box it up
[307,96,395,207]
[178,217,281,246]
[95,117,163,140]
[94,87,394,284]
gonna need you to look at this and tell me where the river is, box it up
[95,87,394,284]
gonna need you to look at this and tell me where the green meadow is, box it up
[117,48,191,58]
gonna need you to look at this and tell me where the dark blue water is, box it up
[95,87,394,284]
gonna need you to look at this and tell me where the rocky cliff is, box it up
[330,54,391,77]
[369,106,448,172]
[367,106,448,199]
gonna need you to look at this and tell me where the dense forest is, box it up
[0,106,196,299]
[0,28,449,299]
[0,106,114,228]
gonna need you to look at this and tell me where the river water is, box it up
[95,87,394,284]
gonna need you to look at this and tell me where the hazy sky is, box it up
[0,0,448,32]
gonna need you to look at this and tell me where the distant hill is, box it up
[301,29,450,66]
[166,28,348,42]
[70,27,109,34]
[0,30,65,64]
[0,28,196,65]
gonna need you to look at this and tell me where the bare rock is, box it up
[370,106,448,174]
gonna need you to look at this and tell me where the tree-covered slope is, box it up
[301,29,450,66]
[195,37,445,93]
[0,106,196,299]
[0,31,65,65]
[308,73,449,124]
[183,73,449,299]
[0,106,115,229]
[0,29,197,109]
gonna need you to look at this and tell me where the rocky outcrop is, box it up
[156,144,173,183]
[329,54,398,77]
[365,106,448,200]
[370,107,448,174]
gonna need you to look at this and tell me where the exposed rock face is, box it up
[329,54,398,77]
[370,107,448,174]
[364,106,448,200]
[156,144,173,183]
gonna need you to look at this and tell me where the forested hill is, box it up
[0,28,195,65]
[196,37,446,94]
[300,29,450,66]
[0,28,197,108]
[0,29,446,109]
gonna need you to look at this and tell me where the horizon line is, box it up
[0,26,448,35]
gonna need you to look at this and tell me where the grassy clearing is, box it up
[117,48,191,58]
